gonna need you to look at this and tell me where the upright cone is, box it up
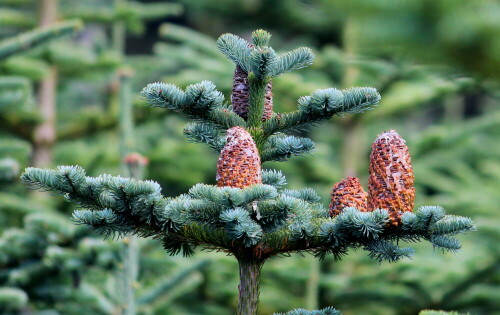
[367,130,415,226]
[329,177,368,217]
[231,65,273,121]
[217,126,261,188]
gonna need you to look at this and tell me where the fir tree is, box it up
[150,3,497,313]
[21,30,475,315]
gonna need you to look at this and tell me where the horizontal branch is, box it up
[21,166,168,235]
[21,167,474,263]
[261,135,315,162]
[263,87,381,136]
[141,81,246,129]
[0,20,82,60]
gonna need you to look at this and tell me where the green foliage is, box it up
[419,311,466,315]
[274,306,342,315]
[216,33,252,71]
[17,27,479,314]
[21,165,475,263]
[262,169,287,188]
[217,30,314,80]
[62,1,182,33]
[141,80,245,130]
[143,33,379,159]
[0,212,121,313]
[270,47,315,77]
[0,2,214,314]
[0,20,82,60]
[0,287,28,314]
[183,122,225,152]
[0,157,19,181]
[0,76,31,109]
[262,87,380,136]
[0,0,491,309]
[262,135,315,162]
[137,259,210,306]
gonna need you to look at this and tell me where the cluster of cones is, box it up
[216,127,415,228]
[329,130,415,227]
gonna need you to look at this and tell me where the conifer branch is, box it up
[216,33,252,71]
[183,123,226,152]
[251,29,271,47]
[21,165,473,262]
[248,47,277,81]
[21,166,167,235]
[0,20,82,60]
[15,28,478,315]
[274,306,342,315]
[270,47,315,77]
[0,77,32,109]
[141,81,246,129]
[263,87,381,136]
[137,259,210,306]
[261,169,287,188]
[72,209,133,238]
[261,135,315,162]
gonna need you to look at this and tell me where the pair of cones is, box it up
[329,130,415,227]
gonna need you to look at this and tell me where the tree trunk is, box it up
[306,256,320,310]
[32,66,57,167]
[113,0,126,54]
[32,0,58,168]
[118,69,138,315]
[237,257,264,315]
[122,235,138,315]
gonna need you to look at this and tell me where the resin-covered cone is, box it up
[329,177,368,217]
[367,130,415,227]
[231,65,273,121]
[216,126,262,188]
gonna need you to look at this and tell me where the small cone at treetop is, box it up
[216,126,262,188]
[367,130,415,226]
[231,64,273,121]
[329,177,368,217]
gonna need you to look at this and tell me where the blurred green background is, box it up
[1,0,499,314]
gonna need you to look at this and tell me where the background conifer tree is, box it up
[0,2,213,314]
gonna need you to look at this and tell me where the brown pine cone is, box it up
[216,126,262,188]
[367,130,415,227]
[231,65,273,121]
[329,177,368,217]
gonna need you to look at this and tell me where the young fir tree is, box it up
[144,3,497,312]
[21,30,475,315]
